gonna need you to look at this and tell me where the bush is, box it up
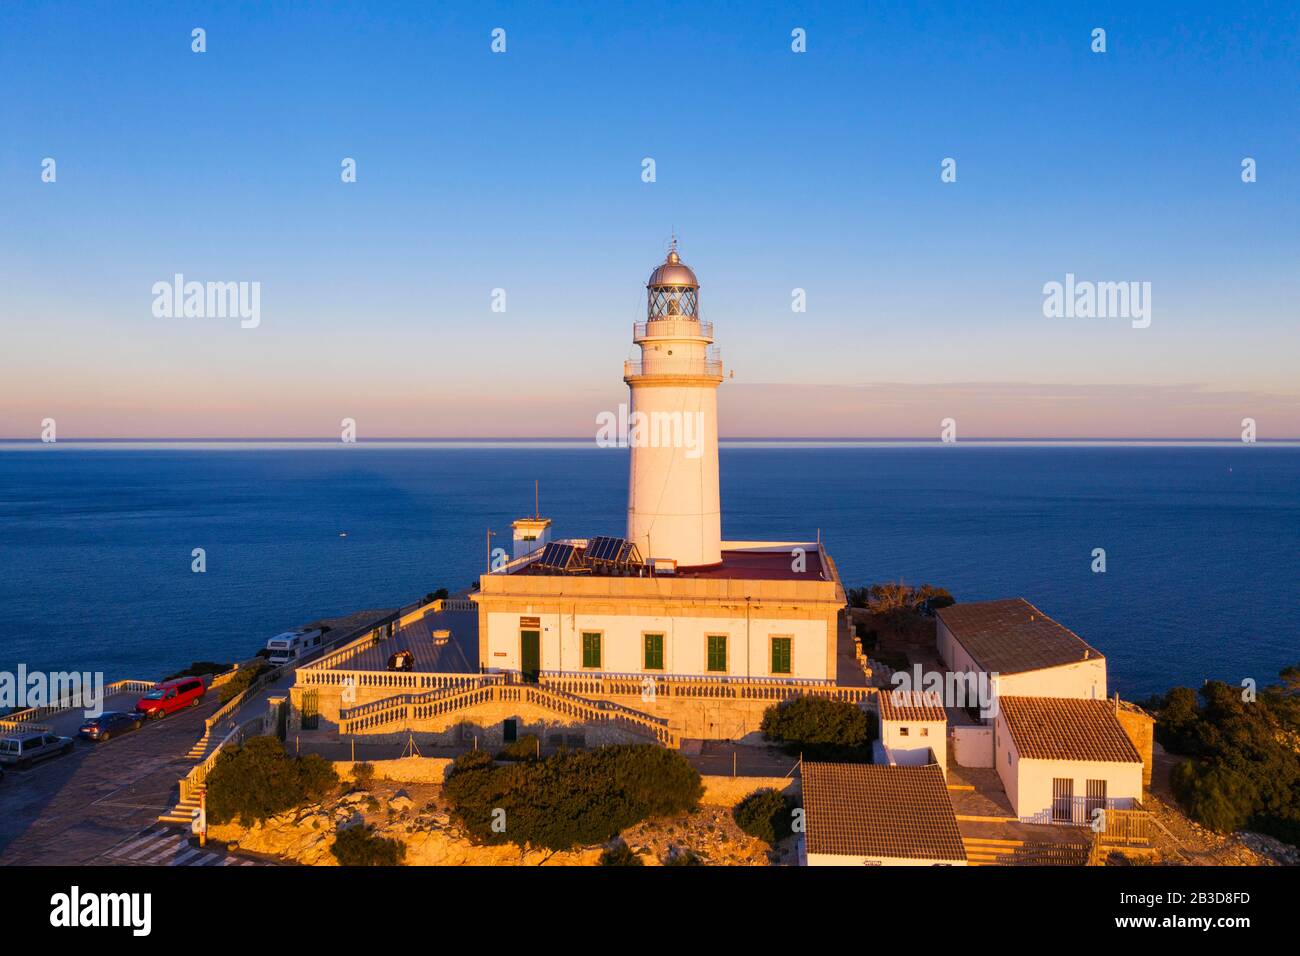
[422,588,450,604]
[451,749,495,774]
[350,762,376,791]
[445,744,702,851]
[205,736,339,825]
[497,734,541,762]
[734,788,796,845]
[163,661,231,682]
[1155,667,1300,845]
[761,696,872,761]
[218,660,271,704]
[330,825,406,866]
[598,842,643,866]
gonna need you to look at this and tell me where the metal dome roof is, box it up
[647,246,699,288]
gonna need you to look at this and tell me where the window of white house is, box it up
[899,726,910,737]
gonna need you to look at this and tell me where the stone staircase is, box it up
[159,788,202,827]
[340,679,678,747]
[963,834,1091,866]
[185,729,212,760]
[963,836,1023,866]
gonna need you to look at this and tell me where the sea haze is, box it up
[0,444,1295,697]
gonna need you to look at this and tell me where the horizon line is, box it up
[2,437,1297,446]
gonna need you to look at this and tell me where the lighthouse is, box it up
[624,242,724,568]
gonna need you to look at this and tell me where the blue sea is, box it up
[1,443,1296,698]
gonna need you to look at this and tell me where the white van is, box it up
[264,628,324,665]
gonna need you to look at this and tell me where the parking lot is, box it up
[0,694,224,865]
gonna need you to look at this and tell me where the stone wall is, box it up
[700,775,800,807]
[1115,705,1155,789]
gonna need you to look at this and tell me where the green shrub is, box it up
[598,843,643,866]
[761,696,872,761]
[218,660,271,704]
[1155,667,1300,845]
[330,825,406,866]
[351,762,376,791]
[451,748,495,774]
[205,736,339,825]
[734,788,796,845]
[445,744,702,851]
[164,661,231,682]
[497,734,541,762]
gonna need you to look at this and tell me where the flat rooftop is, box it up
[321,607,478,674]
[936,598,1102,675]
[509,541,829,582]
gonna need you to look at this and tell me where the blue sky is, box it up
[2,1,1297,437]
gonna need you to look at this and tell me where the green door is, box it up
[520,630,541,684]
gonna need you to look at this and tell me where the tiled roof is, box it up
[879,689,948,723]
[802,762,966,862]
[936,598,1103,675]
[999,696,1142,763]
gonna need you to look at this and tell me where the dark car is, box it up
[78,710,144,742]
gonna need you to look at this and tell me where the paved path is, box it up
[0,695,222,865]
[99,824,272,866]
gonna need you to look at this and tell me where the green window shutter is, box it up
[582,632,601,669]
[644,634,664,670]
[771,637,792,674]
[707,635,727,672]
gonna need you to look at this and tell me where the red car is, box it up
[135,677,205,719]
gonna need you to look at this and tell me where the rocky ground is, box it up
[1143,743,1293,866]
[208,781,790,866]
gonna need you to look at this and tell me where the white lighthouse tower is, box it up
[625,241,724,568]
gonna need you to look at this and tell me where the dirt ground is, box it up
[1142,743,1280,865]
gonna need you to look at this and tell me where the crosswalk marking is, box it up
[103,825,273,867]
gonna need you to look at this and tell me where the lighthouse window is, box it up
[581,632,603,669]
[643,634,664,671]
[770,637,792,675]
[706,635,728,673]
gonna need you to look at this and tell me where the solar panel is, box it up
[583,536,644,570]
[534,542,577,570]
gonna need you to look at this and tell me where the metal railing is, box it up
[633,319,713,340]
[623,358,723,378]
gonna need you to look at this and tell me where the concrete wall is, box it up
[880,718,946,774]
[997,658,1107,701]
[484,609,830,680]
[951,725,993,768]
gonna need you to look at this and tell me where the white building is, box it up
[801,762,967,866]
[936,598,1107,701]
[474,246,848,693]
[995,695,1143,824]
[876,689,948,775]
